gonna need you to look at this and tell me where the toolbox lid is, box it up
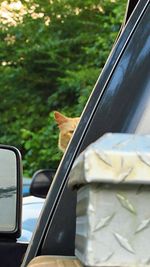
[69,133,150,189]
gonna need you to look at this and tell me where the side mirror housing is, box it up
[0,145,22,239]
[30,169,56,198]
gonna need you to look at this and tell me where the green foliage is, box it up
[0,0,126,176]
[20,112,62,176]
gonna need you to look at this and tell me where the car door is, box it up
[21,1,150,266]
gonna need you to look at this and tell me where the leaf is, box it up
[114,232,134,253]
[116,193,136,214]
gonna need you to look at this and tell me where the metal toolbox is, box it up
[69,133,150,267]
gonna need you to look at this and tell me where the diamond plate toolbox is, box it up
[69,133,150,267]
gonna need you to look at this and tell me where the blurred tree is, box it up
[0,0,126,176]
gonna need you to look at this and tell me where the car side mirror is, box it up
[30,169,56,198]
[0,145,22,239]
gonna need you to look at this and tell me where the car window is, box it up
[79,4,150,152]
[133,83,150,134]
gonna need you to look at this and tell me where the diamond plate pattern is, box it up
[69,134,150,266]
[75,184,150,266]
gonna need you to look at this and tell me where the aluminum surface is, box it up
[75,184,150,266]
[69,133,150,188]
[69,133,150,266]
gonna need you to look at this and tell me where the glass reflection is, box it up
[0,149,17,232]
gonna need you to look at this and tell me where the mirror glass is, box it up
[0,148,17,232]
